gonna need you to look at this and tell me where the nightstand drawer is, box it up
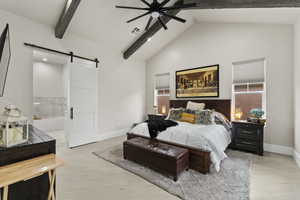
[236,127,258,140]
[236,138,258,147]
[235,143,258,152]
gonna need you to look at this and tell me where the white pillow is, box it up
[186,101,205,111]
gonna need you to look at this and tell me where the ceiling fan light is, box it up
[151,11,160,18]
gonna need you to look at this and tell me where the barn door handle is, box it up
[70,107,74,120]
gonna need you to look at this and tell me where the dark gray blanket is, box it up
[145,119,178,139]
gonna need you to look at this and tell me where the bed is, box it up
[127,99,232,174]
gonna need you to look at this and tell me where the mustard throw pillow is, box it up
[180,112,196,124]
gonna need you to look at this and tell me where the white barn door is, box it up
[65,61,98,148]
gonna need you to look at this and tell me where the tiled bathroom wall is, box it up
[33,97,66,119]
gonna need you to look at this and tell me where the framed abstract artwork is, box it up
[176,65,219,98]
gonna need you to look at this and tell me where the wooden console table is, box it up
[0,126,56,200]
[0,154,64,200]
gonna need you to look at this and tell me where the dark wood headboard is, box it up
[170,99,232,120]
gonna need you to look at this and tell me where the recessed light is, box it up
[147,37,152,42]
[42,58,48,62]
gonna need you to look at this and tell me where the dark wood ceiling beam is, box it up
[55,0,81,39]
[124,0,300,59]
[183,0,300,9]
[123,0,184,59]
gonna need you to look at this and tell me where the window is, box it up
[233,82,266,120]
[232,58,266,121]
[154,73,170,115]
[154,88,170,115]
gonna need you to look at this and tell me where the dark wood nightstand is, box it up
[148,114,167,121]
[231,121,265,156]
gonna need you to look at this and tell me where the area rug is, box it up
[93,145,252,200]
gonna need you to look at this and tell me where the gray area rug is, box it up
[93,145,251,200]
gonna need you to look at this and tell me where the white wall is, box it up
[147,22,294,148]
[33,62,64,98]
[0,9,146,137]
[294,20,300,163]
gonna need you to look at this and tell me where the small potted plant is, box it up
[249,108,266,125]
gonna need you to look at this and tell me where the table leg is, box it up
[48,170,56,200]
[2,186,8,200]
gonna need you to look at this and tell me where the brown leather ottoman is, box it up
[124,137,189,181]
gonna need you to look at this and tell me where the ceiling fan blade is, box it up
[115,6,150,11]
[140,0,151,7]
[158,17,168,30]
[127,11,151,23]
[159,12,186,23]
[160,0,171,7]
[161,3,197,10]
[145,16,153,30]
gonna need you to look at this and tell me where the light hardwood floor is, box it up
[49,131,300,200]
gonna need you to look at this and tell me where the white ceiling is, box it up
[0,0,64,26]
[1,1,300,61]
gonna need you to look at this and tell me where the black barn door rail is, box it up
[24,43,99,68]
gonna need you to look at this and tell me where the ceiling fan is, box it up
[116,0,196,30]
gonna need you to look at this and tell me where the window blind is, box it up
[155,73,170,89]
[233,58,265,84]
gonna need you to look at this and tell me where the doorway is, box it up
[32,50,98,148]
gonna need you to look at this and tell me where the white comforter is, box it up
[130,121,231,172]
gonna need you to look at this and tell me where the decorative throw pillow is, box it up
[186,101,205,111]
[214,111,232,131]
[180,112,196,124]
[195,109,215,125]
[166,108,184,121]
[184,109,197,114]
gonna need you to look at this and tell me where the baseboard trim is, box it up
[97,128,129,142]
[264,143,293,156]
[67,128,128,148]
[294,150,300,168]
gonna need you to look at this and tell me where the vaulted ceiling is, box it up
[0,0,300,61]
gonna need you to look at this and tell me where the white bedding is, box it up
[130,121,231,172]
